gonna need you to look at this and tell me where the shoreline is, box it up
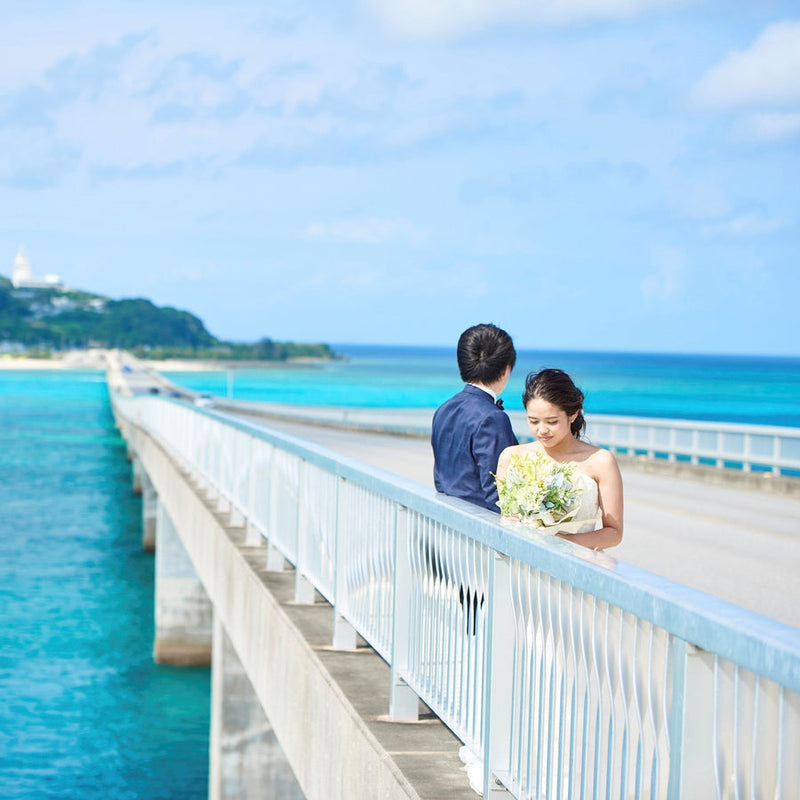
[152,357,337,372]
[0,352,337,372]
[0,352,107,370]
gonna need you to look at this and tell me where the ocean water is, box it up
[165,345,800,429]
[2,346,799,798]
[0,370,210,800]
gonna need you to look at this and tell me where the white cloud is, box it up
[1,6,380,175]
[701,215,790,238]
[672,181,731,221]
[641,248,685,301]
[743,111,800,141]
[691,20,800,110]
[365,0,690,38]
[305,217,422,244]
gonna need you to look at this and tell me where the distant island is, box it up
[0,252,336,362]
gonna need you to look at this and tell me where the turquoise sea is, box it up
[2,346,799,799]
[166,345,800,428]
[0,370,209,800]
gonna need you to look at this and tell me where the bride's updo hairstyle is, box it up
[523,368,586,439]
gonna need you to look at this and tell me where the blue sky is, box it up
[1,0,798,354]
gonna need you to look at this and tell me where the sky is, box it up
[1,0,798,355]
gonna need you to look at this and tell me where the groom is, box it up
[432,323,518,512]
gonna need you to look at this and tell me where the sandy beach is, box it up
[0,352,333,372]
[141,358,333,371]
[0,350,109,369]
[138,358,224,372]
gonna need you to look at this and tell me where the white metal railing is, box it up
[580,414,800,476]
[204,397,800,477]
[113,393,800,799]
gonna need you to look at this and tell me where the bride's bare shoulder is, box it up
[581,445,620,479]
[585,444,616,464]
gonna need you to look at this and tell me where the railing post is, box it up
[772,435,781,476]
[295,573,316,603]
[390,504,418,721]
[483,551,514,797]
[690,429,699,465]
[667,639,716,800]
[226,431,245,529]
[244,437,261,545]
[199,416,208,485]
[295,460,315,604]
[216,426,232,515]
[266,542,286,571]
[742,432,752,473]
[266,449,287,572]
[208,423,217,497]
[202,423,219,505]
[716,431,724,468]
[332,476,357,650]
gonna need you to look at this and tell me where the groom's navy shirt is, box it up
[431,384,518,512]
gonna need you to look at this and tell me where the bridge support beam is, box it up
[154,502,213,665]
[141,471,157,552]
[209,615,305,800]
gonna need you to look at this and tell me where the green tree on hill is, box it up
[0,278,335,360]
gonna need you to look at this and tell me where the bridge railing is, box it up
[576,414,799,476]
[204,396,800,477]
[113,393,800,800]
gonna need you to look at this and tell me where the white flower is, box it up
[495,452,582,529]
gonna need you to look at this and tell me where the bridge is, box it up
[107,354,800,800]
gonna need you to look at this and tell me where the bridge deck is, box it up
[109,355,800,799]
[111,354,800,630]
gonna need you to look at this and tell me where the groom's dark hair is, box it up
[457,324,516,385]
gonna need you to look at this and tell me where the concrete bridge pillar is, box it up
[131,454,144,494]
[153,502,213,665]
[209,615,305,800]
[141,471,157,552]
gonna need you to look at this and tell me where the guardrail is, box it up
[108,350,800,478]
[112,392,800,800]
[181,394,800,478]
[582,414,800,476]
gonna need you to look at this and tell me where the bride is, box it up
[496,368,623,550]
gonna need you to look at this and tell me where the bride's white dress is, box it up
[556,471,601,534]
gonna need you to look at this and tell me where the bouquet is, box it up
[495,452,583,529]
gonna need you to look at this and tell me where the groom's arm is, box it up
[472,413,519,512]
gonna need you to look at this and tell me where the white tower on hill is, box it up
[11,247,33,287]
[10,247,61,289]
